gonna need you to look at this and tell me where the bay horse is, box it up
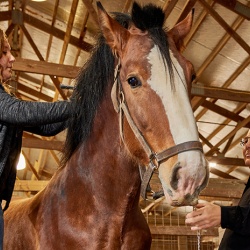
[4,2,208,249]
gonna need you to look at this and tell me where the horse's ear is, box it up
[97,2,129,56]
[167,9,194,51]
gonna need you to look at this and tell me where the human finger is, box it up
[185,208,203,219]
[185,212,203,225]
[195,203,206,208]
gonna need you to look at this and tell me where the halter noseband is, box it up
[111,62,203,199]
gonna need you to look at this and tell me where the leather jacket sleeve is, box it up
[0,86,72,126]
[24,121,67,136]
[221,189,250,236]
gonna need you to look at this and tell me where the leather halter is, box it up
[111,62,203,199]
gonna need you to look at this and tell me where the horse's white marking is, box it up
[147,45,199,144]
[147,45,207,192]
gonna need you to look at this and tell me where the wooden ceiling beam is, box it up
[22,138,64,151]
[199,132,214,149]
[205,116,250,156]
[20,24,67,100]
[214,0,250,20]
[122,0,133,12]
[192,84,250,103]
[14,180,48,192]
[184,0,214,46]
[22,151,40,180]
[13,57,80,78]
[222,135,235,155]
[209,167,238,179]
[39,169,53,179]
[205,103,247,141]
[40,0,60,95]
[150,176,245,199]
[176,0,197,24]
[201,100,250,127]
[198,0,250,55]
[193,55,250,116]
[201,178,244,197]
[191,96,206,110]
[16,82,53,102]
[19,72,56,91]
[59,0,79,65]
[0,10,12,21]
[23,12,93,52]
[150,225,218,236]
[193,4,250,115]
[195,14,244,79]
[5,22,16,37]
[81,0,99,27]
[206,156,245,166]
[163,0,178,17]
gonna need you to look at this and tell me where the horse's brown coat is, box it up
[3,3,208,249]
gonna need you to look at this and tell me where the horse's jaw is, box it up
[158,151,209,206]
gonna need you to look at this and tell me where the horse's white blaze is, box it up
[147,45,207,195]
[147,45,199,144]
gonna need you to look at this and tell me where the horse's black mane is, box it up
[61,2,173,165]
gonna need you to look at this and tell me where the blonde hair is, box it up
[0,29,9,85]
[0,28,7,59]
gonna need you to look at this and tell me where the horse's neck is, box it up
[63,96,141,205]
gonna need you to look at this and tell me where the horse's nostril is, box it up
[170,162,181,191]
[184,193,192,201]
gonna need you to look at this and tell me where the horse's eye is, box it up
[127,77,141,88]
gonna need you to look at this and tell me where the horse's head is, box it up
[97,2,209,206]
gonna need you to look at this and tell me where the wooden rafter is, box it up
[205,103,247,141]
[195,14,245,79]
[163,0,178,16]
[60,0,79,65]
[184,0,214,46]
[175,0,197,24]
[22,12,93,51]
[198,0,250,55]
[192,84,250,103]
[22,138,63,151]
[20,24,68,99]
[122,0,133,13]
[214,0,250,20]
[201,100,250,127]
[81,0,99,27]
[206,116,250,156]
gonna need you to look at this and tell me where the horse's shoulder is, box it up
[27,190,45,223]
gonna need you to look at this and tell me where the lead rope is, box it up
[193,206,201,250]
[197,229,201,250]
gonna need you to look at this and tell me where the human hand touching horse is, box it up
[185,202,221,230]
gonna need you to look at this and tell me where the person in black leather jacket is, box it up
[0,29,72,249]
[185,129,250,250]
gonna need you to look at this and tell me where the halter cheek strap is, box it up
[111,62,121,113]
[111,62,203,199]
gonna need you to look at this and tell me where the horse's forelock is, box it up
[132,2,165,31]
[131,2,174,87]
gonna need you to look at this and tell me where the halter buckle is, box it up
[149,153,159,170]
